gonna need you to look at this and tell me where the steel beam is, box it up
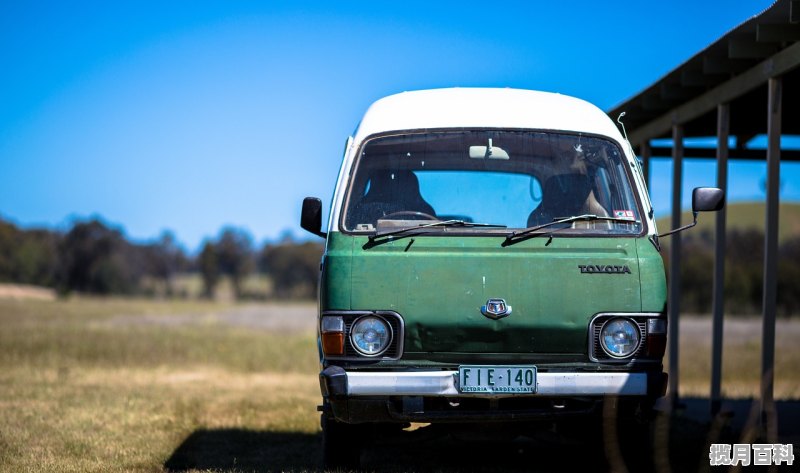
[710,103,729,416]
[650,146,800,163]
[702,56,754,74]
[667,124,684,409]
[728,39,778,59]
[761,77,781,440]
[646,147,800,161]
[629,42,800,145]
[756,24,800,43]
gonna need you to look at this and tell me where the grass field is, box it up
[0,296,797,472]
[0,297,321,472]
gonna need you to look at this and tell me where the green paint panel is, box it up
[319,232,353,310]
[636,239,668,313]
[333,234,643,355]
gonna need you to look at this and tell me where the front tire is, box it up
[321,414,363,470]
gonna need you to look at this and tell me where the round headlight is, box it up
[600,318,640,358]
[350,316,392,356]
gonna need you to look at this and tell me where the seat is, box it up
[527,174,593,227]
[349,170,436,226]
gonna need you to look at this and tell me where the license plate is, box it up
[458,365,537,394]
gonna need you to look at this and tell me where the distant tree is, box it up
[260,238,323,299]
[0,219,21,282]
[12,229,60,286]
[215,227,254,299]
[141,230,187,296]
[778,235,800,316]
[680,230,714,313]
[662,228,769,315]
[0,219,60,287]
[199,241,219,299]
[724,229,764,314]
[56,219,137,294]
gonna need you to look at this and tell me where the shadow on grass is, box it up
[163,427,611,473]
[162,421,687,473]
[164,429,321,472]
[164,399,800,472]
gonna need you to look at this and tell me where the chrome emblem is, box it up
[481,299,512,320]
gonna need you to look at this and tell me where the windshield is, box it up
[342,130,643,235]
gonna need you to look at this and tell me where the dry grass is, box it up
[0,297,797,472]
[0,297,321,473]
[0,283,55,300]
[0,366,321,472]
[669,316,800,399]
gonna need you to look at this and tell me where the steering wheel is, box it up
[381,211,438,221]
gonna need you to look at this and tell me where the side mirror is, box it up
[301,197,327,239]
[692,187,725,213]
[658,187,725,238]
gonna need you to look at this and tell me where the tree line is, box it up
[0,217,323,300]
[1,216,799,314]
[665,229,800,316]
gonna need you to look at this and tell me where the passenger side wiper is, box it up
[370,220,507,242]
[502,214,640,247]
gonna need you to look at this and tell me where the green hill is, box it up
[655,201,800,243]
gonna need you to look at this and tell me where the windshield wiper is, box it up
[502,214,640,247]
[370,220,506,241]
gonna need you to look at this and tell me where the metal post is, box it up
[668,124,684,409]
[711,104,729,416]
[761,77,781,438]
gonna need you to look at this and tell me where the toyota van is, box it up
[300,88,724,468]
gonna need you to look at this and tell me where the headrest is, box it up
[364,170,420,200]
[542,174,591,210]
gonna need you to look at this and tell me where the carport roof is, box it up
[608,0,800,161]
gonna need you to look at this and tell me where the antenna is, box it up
[616,111,637,158]
[616,112,630,142]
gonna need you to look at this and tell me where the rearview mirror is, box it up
[301,197,327,238]
[469,138,509,159]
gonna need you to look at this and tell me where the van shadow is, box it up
[163,426,631,472]
[164,398,800,473]
[164,429,321,472]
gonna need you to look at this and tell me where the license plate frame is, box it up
[457,365,538,394]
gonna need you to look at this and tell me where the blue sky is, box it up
[1,0,794,251]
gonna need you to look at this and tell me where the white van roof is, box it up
[353,88,625,143]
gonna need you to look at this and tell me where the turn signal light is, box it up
[321,316,345,356]
[322,332,345,356]
[645,318,667,358]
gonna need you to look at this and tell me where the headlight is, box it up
[350,315,392,356]
[600,318,640,358]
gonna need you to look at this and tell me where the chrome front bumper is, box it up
[321,367,659,398]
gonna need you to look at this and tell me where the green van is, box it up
[300,88,723,468]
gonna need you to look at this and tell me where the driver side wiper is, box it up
[370,220,507,241]
[502,214,640,247]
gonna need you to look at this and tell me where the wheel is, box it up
[381,211,438,220]
[321,414,363,470]
[613,399,656,471]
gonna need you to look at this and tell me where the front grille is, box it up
[591,316,647,361]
